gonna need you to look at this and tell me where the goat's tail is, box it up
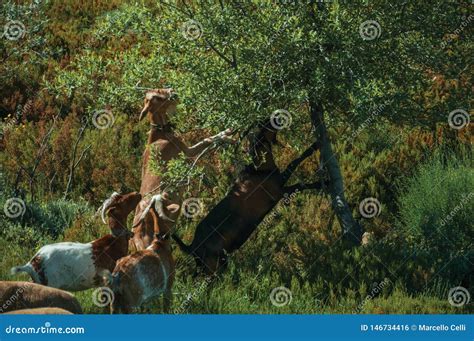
[100,269,120,293]
[10,264,39,283]
[172,234,192,255]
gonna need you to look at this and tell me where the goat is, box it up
[0,281,82,314]
[172,121,322,274]
[3,307,73,314]
[131,88,233,251]
[104,194,175,314]
[11,192,141,291]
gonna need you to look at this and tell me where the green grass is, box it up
[5,242,472,314]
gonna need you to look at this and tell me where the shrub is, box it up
[1,188,91,242]
[25,199,91,238]
[396,149,473,285]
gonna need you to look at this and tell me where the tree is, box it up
[42,1,471,245]
[139,1,469,244]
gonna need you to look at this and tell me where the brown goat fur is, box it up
[107,196,175,314]
[0,281,82,314]
[131,88,233,251]
[3,307,73,314]
[173,121,321,274]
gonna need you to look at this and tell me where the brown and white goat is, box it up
[105,194,174,314]
[131,88,233,251]
[0,281,82,314]
[173,121,322,274]
[11,192,141,291]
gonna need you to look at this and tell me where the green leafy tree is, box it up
[136,1,470,244]
[37,1,471,245]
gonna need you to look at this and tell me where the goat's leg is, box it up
[202,253,220,275]
[283,181,323,194]
[280,141,320,184]
[216,251,229,274]
[192,258,201,278]
[200,244,227,275]
[184,129,233,157]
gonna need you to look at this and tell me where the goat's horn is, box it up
[101,192,120,224]
[138,195,175,223]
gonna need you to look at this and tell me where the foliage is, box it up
[396,149,473,284]
[0,191,91,244]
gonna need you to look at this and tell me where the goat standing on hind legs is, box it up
[172,121,323,274]
[104,195,175,314]
[131,88,233,251]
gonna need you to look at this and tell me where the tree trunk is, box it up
[309,99,363,245]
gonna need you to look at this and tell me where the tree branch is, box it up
[63,121,88,200]
[204,38,237,68]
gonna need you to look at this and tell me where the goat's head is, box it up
[245,120,280,171]
[248,120,278,153]
[139,88,179,125]
[101,191,142,224]
[257,120,278,145]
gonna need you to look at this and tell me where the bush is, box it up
[25,199,92,238]
[396,149,473,285]
[1,189,92,243]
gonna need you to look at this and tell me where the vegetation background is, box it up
[0,0,472,313]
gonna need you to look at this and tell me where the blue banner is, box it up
[0,314,472,340]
